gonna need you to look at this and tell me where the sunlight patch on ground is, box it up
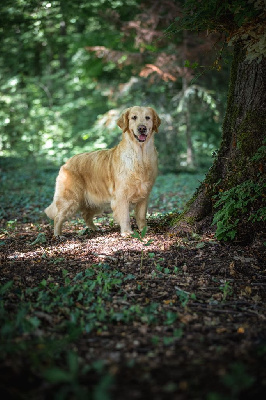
[7,242,82,261]
[6,232,170,263]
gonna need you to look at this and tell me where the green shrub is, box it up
[212,178,265,241]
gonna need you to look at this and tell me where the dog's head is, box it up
[117,106,161,143]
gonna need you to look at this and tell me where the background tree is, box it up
[87,0,227,170]
[0,0,228,172]
[170,0,266,242]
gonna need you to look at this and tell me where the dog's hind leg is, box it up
[45,202,57,220]
[81,207,101,231]
[53,200,79,236]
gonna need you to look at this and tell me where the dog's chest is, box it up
[121,144,157,171]
[130,178,151,202]
[120,154,156,201]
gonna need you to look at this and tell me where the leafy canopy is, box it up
[166,0,265,61]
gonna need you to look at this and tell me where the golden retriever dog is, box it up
[45,106,161,236]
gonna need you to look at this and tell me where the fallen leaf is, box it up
[216,327,227,334]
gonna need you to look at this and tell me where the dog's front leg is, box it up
[135,198,148,231]
[111,197,132,236]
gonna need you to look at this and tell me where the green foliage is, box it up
[0,0,132,161]
[0,262,187,399]
[0,0,228,173]
[212,178,265,241]
[132,226,153,246]
[30,232,47,245]
[170,0,261,31]
[0,265,184,349]
[149,173,204,213]
[132,227,153,273]
[207,362,255,400]
[42,350,114,400]
[219,281,233,301]
[0,158,58,223]
[167,0,265,61]
[222,362,255,394]
[176,287,196,308]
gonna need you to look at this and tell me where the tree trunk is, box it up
[185,106,194,168]
[182,76,195,169]
[173,42,266,240]
[182,31,195,169]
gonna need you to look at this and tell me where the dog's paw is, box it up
[121,230,133,238]
[138,225,148,233]
[79,226,99,236]
[54,235,67,241]
[91,226,100,232]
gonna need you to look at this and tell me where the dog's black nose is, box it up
[137,125,147,134]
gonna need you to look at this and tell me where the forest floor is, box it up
[0,159,266,400]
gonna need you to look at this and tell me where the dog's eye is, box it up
[132,115,137,120]
[145,116,151,120]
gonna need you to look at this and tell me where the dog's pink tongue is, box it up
[139,134,146,141]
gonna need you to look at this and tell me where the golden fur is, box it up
[45,106,161,236]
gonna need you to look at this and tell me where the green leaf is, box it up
[124,273,136,280]
[151,335,160,345]
[62,269,68,278]
[30,232,46,246]
[165,311,178,325]
[222,363,255,391]
[43,368,72,383]
[39,279,47,287]
[28,316,41,328]
[173,328,183,338]
[196,242,205,248]
[163,336,174,345]
[0,280,13,295]
[93,374,113,400]
[132,230,141,240]
[78,227,90,236]
[145,239,153,246]
[141,226,148,239]
[67,351,79,375]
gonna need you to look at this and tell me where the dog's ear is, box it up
[117,108,131,132]
[149,108,161,133]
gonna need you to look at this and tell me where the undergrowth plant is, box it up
[219,281,233,301]
[0,264,184,351]
[176,287,196,307]
[0,263,187,399]
[207,362,255,400]
[212,178,265,241]
[132,226,153,273]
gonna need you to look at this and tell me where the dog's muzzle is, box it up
[135,124,147,142]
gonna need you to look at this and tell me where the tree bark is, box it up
[182,30,195,169]
[182,75,195,169]
[173,42,266,238]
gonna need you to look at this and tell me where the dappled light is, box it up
[1,158,265,399]
[1,206,265,399]
[0,0,228,171]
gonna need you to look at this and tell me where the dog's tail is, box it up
[44,202,57,220]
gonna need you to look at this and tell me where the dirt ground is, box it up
[0,217,266,400]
